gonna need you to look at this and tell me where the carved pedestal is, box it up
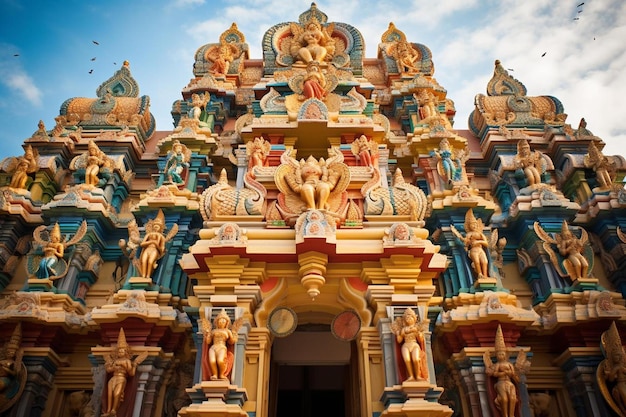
[179,380,248,417]
[381,381,453,417]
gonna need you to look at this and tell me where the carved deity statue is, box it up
[30,221,87,280]
[390,308,428,382]
[189,93,210,123]
[246,136,271,174]
[289,18,335,65]
[430,138,469,185]
[206,41,240,75]
[514,139,545,187]
[484,325,530,417]
[103,328,147,417]
[275,148,350,217]
[163,140,191,185]
[119,210,178,280]
[388,39,419,73]
[200,309,244,381]
[584,140,616,190]
[450,209,491,280]
[1,145,39,190]
[71,140,114,188]
[599,322,626,417]
[350,135,378,168]
[534,221,591,282]
[0,324,26,413]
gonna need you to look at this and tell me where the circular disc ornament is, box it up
[268,307,297,337]
[331,310,361,341]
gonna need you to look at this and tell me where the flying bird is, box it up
[13,54,19,57]
[541,52,547,57]
[91,57,96,61]
[508,68,514,71]
[92,40,99,45]
[89,69,93,74]
[577,2,584,6]
[578,9,582,13]
[573,17,580,20]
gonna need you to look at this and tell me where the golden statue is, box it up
[275,148,350,217]
[289,18,335,64]
[390,308,428,382]
[103,328,147,417]
[119,210,178,280]
[514,139,545,187]
[534,221,591,282]
[1,145,39,190]
[0,324,26,413]
[584,140,616,189]
[387,39,419,73]
[450,209,491,279]
[598,322,626,416]
[70,140,114,187]
[206,42,240,75]
[483,325,529,417]
[200,309,244,381]
[30,221,87,280]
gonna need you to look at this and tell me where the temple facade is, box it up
[2,4,626,417]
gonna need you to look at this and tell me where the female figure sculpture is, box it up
[137,210,178,280]
[451,209,491,279]
[103,329,147,417]
[85,140,108,187]
[484,325,527,417]
[200,309,243,381]
[390,308,428,381]
[302,61,327,100]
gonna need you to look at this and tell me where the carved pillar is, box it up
[449,348,490,417]
[358,327,385,417]
[10,348,65,417]
[554,348,610,417]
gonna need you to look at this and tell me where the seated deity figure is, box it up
[290,19,335,64]
[514,139,545,187]
[584,140,615,189]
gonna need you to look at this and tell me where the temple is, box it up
[2,4,626,417]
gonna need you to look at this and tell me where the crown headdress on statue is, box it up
[213,309,232,327]
[116,328,129,350]
[495,325,507,354]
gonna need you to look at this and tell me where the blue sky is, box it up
[1,0,625,161]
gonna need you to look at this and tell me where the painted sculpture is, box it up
[30,221,87,280]
[483,325,529,417]
[163,140,191,185]
[390,308,428,382]
[103,328,147,417]
[2,145,38,190]
[534,220,591,282]
[200,309,244,381]
[0,324,26,413]
[599,322,626,416]
[119,210,178,280]
[584,140,616,190]
[514,139,545,187]
[450,209,491,280]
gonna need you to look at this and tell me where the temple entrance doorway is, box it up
[269,325,360,417]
